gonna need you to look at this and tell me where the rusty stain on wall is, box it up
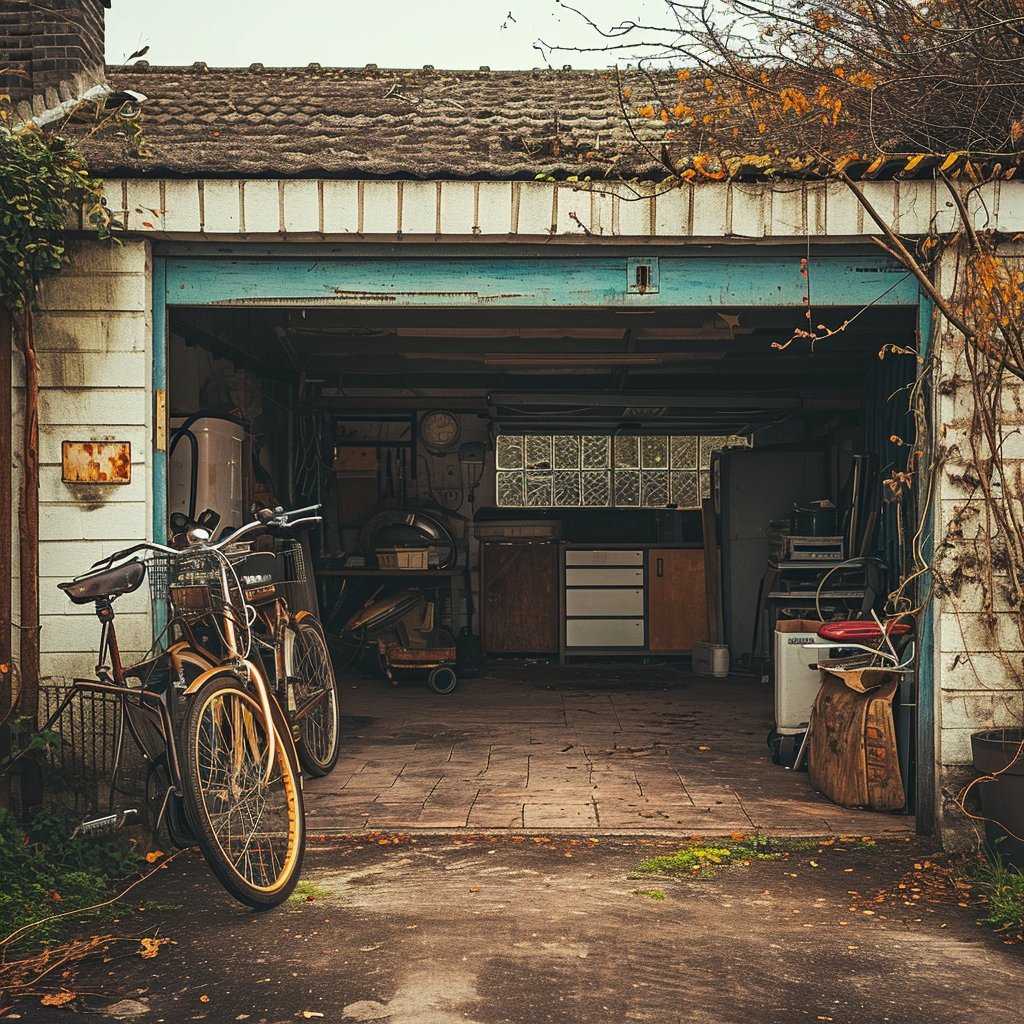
[61,441,132,484]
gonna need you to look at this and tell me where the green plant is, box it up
[0,808,139,950]
[289,880,331,902]
[960,854,1024,938]
[631,888,666,900]
[0,122,117,310]
[632,835,791,879]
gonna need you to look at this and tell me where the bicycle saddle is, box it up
[58,560,146,605]
[816,620,912,642]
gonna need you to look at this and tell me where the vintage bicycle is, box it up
[161,509,340,778]
[18,507,318,909]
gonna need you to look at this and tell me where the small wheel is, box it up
[427,666,457,694]
[285,615,341,777]
[180,673,304,910]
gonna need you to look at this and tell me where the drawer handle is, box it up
[656,558,664,577]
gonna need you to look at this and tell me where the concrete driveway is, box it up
[21,833,1021,1024]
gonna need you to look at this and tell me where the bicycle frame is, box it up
[33,601,186,829]
[157,509,321,782]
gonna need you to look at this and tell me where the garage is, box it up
[150,245,926,834]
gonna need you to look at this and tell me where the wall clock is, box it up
[419,409,462,455]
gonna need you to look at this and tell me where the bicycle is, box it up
[18,508,317,909]
[163,509,340,778]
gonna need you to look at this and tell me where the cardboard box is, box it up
[333,446,379,472]
[774,619,824,735]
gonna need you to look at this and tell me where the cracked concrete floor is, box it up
[304,659,914,837]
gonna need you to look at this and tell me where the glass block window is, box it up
[496,433,750,509]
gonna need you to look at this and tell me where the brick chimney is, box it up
[0,1,110,117]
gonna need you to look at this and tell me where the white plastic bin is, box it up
[773,619,823,735]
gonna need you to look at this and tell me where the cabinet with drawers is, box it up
[560,544,707,662]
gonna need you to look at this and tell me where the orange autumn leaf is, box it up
[139,937,174,959]
[41,993,76,1007]
[637,104,655,118]
[145,850,164,864]
[677,69,691,81]
[780,87,811,115]
[622,86,632,99]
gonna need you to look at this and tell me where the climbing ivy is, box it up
[0,118,118,309]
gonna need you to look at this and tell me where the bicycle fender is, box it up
[183,665,303,773]
[182,664,240,696]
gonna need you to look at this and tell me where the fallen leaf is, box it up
[698,745,711,751]
[145,850,165,864]
[200,995,210,1003]
[469,887,481,892]
[40,992,76,1006]
[302,1014,325,1020]
[139,937,173,959]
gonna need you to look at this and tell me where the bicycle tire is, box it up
[285,614,341,777]
[180,672,304,909]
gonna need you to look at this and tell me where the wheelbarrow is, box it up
[342,589,458,694]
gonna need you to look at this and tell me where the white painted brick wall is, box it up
[932,263,1024,786]
[17,238,154,678]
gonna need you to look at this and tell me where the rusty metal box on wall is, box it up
[61,441,132,484]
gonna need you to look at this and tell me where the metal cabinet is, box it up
[560,544,707,662]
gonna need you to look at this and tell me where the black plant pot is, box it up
[970,728,1024,871]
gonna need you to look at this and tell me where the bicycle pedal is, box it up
[74,808,139,837]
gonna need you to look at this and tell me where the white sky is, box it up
[104,0,672,69]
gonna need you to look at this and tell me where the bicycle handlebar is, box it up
[87,505,323,572]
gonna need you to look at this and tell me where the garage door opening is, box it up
[161,280,921,836]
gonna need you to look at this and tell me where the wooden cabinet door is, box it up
[647,548,708,651]
[481,541,558,654]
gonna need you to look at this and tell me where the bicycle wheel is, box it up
[180,673,304,909]
[284,614,341,777]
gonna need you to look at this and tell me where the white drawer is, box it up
[566,618,645,647]
[566,588,644,617]
[565,549,644,567]
[565,567,644,587]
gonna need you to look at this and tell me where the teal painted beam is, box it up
[152,256,169,637]
[915,293,936,836]
[163,255,917,309]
